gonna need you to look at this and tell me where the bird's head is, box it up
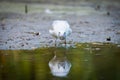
[59,32,66,40]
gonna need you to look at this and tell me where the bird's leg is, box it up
[58,32,61,47]
[62,32,65,47]
[55,38,57,47]
[64,37,67,48]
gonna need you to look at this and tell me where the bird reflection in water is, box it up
[48,51,71,77]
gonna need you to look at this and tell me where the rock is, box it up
[107,12,110,16]
[106,37,111,41]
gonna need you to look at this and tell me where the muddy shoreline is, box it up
[0,1,120,50]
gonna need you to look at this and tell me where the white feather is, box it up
[49,20,72,39]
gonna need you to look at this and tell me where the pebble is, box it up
[106,37,111,41]
[107,12,110,16]
[35,32,39,36]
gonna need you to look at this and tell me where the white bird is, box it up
[49,20,72,47]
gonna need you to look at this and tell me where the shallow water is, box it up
[0,43,120,80]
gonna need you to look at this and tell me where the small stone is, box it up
[1,24,5,30]
[21,44,24,47]
[48,40,53,43]
[107,12,110,16]
[95,5,100,10]
[35,32,39,36]
[106,37,111,41]
[84,21,89,24]
[9,46,11,48]
[26,43,28,45]
[116,30,120,34]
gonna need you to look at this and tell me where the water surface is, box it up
[0,43,120,80]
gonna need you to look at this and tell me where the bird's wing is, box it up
[65,28,72,37]
[52,20,70,31]
[49,29,58,38]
